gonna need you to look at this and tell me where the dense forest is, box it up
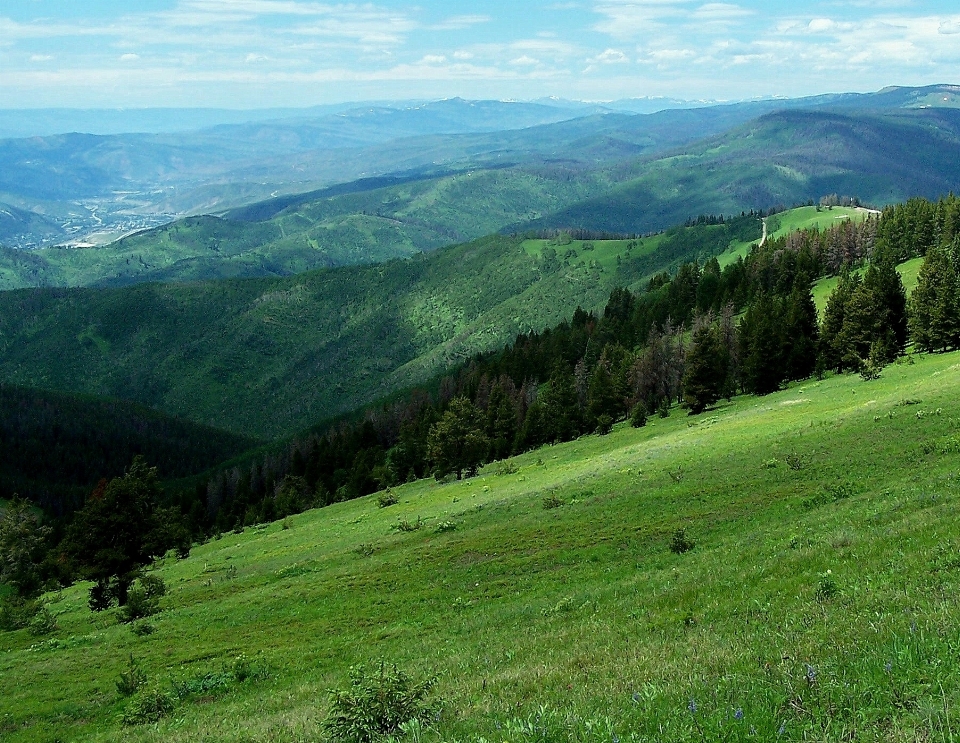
[3,195,960,616]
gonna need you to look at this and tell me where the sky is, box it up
[2,0,960,109]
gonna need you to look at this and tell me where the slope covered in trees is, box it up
[0,220,760,439]
[0,385,258,517]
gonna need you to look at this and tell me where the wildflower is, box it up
[612,735,620,743]
[884,661,892,673]
[777,722,786,737]
[805,664,817,685]
[734,708,744,721]
[688,699,697,714]
[632,691,640,704]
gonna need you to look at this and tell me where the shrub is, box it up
[118,584,160,624]
[0,596,38,632]
[116,654,146,697]
[816,570,839,601]
[121,688,175,726]
[670,528,695,554]
[139,573,166,599]
[542,493,565,510]
[595,414,613,435]
[394,518,423,533]
[434,521,457,533]
[323,661,439,743]
[377,490,399,508]
[630,403,648,428]
[130,621,156,637]
[27,605,58,636]
[658,399,671,418]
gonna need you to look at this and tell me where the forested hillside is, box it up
[0,219,760,439]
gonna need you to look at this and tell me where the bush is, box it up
[542,493,565,510]
[27,605,58,636]
[595,414,613,435]
[394,518,423,533]
[118,584,160,624]
[139,573,166,599]
[658,399,671,419]
[377,490,399,508]
[816,570,839,601]
[323,661,439,743]
[0,596,38,632]
[121,688,175,726]
[130,620,156,637]
[116,654,146,697]
[630,403,647,428]
[670,528,695,554]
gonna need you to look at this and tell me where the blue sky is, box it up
[2,0,960,108]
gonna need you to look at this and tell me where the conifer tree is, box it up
[782,282,819,381]
[909,240,960,352]
[739,293,784,394]
[427,398,489,480]
[682,320,724,414]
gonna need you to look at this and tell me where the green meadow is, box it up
[4,348,960,742]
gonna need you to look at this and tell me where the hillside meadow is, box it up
[3,348,959,742]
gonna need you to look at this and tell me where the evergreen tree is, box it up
[909,240,960,352]
[0,498,52,597]
[739,293,784,394]
[427,398,489,480]
[682,320,725,414]
[781,282,819,381]
[862,252,909,362]
[63,457,182,608]
[820,269,857,373]
[540,366,583,442]
[587,361,619,430]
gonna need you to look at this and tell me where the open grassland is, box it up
[4,350,960,741]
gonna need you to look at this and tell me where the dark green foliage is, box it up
[594,414,613,435]
[630,402,647,428]
[781,284,820,381]
[116,655,147,697]
[63,458,184,609]
[121,688,175,726]
[670,528,695,554]
[682,320,725,414]
[0,385,256,518]
[427,398,489,480]
[27,605,57,636]
[739,294,784,395]
[376,491,398,508]
[118,575,166,623]
[0,595,39,631]
[909,240,960,352]
[0,498,52,597]
[322,661,439,743]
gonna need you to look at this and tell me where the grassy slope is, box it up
[3,351,960,741]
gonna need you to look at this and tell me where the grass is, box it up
[4,349,960,741]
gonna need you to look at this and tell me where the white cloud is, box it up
[119,53,140,62]
[429,15,492,31]
[940,20,960,35]
[589,48,629,64]
[693,4,752,21]
[245,53,269,63]
[29,54,53,62]
[510,55,540,66]
[419,54,447,65]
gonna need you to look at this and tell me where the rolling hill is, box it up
[4,100,960,291]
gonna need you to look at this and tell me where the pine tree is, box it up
[682,320,725,414]
[909,240,960,352]
[739,294,784,395]
[782,282,819,381]
[820,269,857,373]
[862,251,908,361]
[427,398,489,480]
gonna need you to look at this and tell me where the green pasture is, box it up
[4,349,960,741]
